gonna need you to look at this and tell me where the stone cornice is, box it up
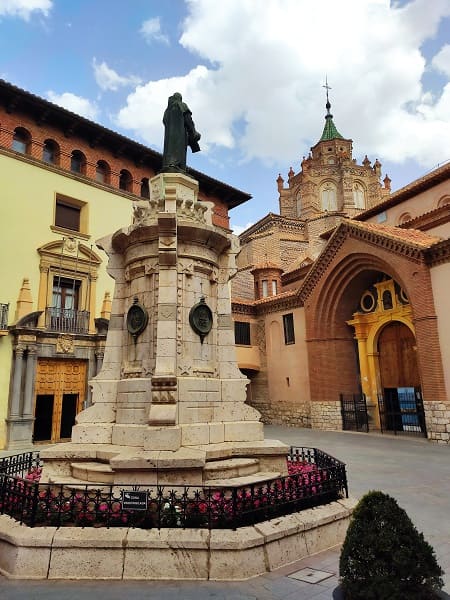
[239,213,305,241]
[425,239,450,267]
[298,220,439,301]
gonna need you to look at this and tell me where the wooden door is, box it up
[34,359,86,442]
[378,322,420,389]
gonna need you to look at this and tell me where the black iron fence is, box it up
[378,389,427,437]
[0,448,348,529]
[0,451,41,477]
[340,393,369,432]
[45,307,90,333]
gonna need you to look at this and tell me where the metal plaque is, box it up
[121,490,148,510]
[126,297,148,340]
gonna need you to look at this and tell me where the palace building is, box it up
[1,78,450,449]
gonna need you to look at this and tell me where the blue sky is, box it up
[1,0,450,232]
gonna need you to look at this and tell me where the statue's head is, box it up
[169,92,182,105]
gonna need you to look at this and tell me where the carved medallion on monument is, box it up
[189,296,213,343]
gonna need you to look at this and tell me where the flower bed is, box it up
[0,447,348,529]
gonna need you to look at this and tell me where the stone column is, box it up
[10,345,25,417]
[95,350,104,375]
[22,345,37,418]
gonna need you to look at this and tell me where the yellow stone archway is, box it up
[347,278,415,429]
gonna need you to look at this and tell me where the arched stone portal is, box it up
[301,221,447,436]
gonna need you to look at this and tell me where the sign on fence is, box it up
[121,490,148,510]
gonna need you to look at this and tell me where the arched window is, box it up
[438,196,450,208]
[321,182,337,211]
[12,127,31,154]
[353,182,365,209]
[71,150,86,174]
[96,160,110,184]
[140,177,150,198]
[398,212,412,226]
[119,169,132,192]
[43,139,59,165]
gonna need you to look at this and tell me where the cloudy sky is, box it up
[1,0,450,232]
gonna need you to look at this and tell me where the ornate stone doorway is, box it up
[34,359,86,443]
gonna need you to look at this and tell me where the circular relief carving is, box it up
[189,297,213,343]
[127,297,148,339]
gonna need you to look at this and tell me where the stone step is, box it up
[203,471,281,488]
[71,461,114,484]
[47,475,113,492]
[204,458,260,480]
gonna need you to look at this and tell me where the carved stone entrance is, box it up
[34,359,86,442]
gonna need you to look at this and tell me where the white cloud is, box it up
[431,44,450,78]
[92,58,142,92]
[46,91,98,120]
[140,17,169,45]
[231,222,254,236]
[0,0,52,20]
[116,0,450,171]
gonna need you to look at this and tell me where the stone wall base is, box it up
[256,402,311,429]
[425,401,450,444]
[0,498,355,580]
[310,401,342,430]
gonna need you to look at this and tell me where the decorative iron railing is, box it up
[0,303,9,329]
[45,307,90,333]
[0,451,40,477]
[378,390,427,437]
[0,448,348,529]
[340,393,369,432]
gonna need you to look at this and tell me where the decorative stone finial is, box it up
[14,277,33,322]
[100,291,112,320]
[277,173,284,191]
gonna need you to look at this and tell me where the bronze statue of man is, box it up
[161,92,201,173]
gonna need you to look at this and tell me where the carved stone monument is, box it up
[41,170,288,485]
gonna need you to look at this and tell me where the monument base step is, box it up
[71,461,114,483]
[203,471,281,488]
[203,457,259,480]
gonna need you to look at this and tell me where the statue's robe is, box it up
[162,95,200,172]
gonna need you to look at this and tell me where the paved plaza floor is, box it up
[1,425,449,599]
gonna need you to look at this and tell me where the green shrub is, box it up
[339,491,444,599]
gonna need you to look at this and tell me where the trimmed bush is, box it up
[339,491,444,599]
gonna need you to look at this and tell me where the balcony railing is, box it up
[45,307,90,334]
[0,303,9,329]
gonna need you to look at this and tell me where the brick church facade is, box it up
[231,97,450,443]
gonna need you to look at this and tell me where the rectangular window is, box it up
[52,194,88,236]
[262,280,269,297]
[234,321,251,346]
[272,280,277,296]
[283,313,295,344]
[55,200,81,231]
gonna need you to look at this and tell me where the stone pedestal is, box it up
[41,172,288,484]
